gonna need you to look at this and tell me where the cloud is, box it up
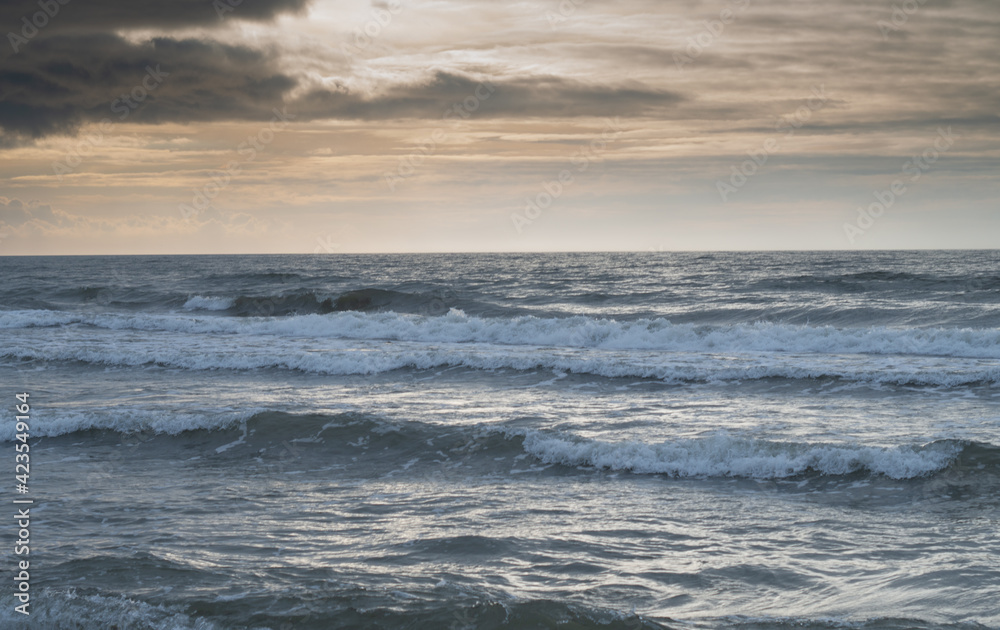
[0,0,309,145]
[1,0,998,160]
[0,196,70,226]
[294,71,683,120]
[0,35,680,145]
[0,0,310,33]
[0,196,267,243]
[0,34,296,144]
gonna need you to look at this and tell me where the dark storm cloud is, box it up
[1,0,997,147]
[0,34,296,144]
[0,0,311,145]
[0,0,310,34]
[0,37,680,145]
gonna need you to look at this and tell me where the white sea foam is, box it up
[0,589,221,629]
[4,325,1000,386]
[3,308,1000,360]
[182,296,235,311]
[520,432,962,480]
[0,407,262,441]
[0,402,967,480]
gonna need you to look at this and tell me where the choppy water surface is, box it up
[1,251,998,629]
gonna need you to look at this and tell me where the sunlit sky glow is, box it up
[0,0,997,254]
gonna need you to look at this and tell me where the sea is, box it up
[0,251,998,629]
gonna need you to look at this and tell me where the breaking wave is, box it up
[13,411,997,482]
[3,308,1000,358]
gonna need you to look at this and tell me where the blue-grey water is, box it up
[1,251,998,629]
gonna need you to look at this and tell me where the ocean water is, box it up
[1,251,998,629]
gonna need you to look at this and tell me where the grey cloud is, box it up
[0,197,261,239]
[0,44,681,144]
[0,0,310,145]
[0,0,309,35]
[295,71,683,120]
[0,34,296,144]
[0,196,67,226]
[1,0,998,146]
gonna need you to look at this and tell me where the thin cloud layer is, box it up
[295,72,682,120]
[0,196,64,226]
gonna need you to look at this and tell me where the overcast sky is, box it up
[0,0,997,254]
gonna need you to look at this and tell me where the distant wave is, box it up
[182,288,457,316]
[748,271,1000,293]
[3,285,460,317]
[3,308,1000,359]
[229,291,336,316]
[4,309,1000,386]
[5,335,1000,386]
[183,296,235,311]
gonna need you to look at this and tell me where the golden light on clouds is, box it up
[1,0,998,253]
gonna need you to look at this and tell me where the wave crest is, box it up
[17,410,995,483]
[4,309,1000,359]
[522,433,965,480]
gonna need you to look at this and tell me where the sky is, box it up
[0,0,997,255]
